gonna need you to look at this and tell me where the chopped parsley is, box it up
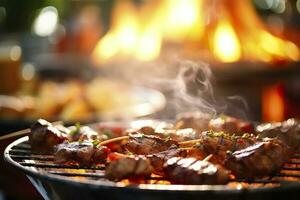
[69,122,81,136]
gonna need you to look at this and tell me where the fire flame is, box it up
[213,20,241,63]
[92,0,299,64]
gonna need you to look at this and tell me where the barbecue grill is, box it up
[4,131,300,200]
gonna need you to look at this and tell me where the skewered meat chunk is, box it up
[124,133,178,155]
[209,116,254,135]
[256,118,300,150]
[160,128,198,142]
[69,125,108,142]
[164,157,230,185]
[175,112,211,132]
[187,131,257,164]
[225,139,288,179]
[105,157,153,181]
[147,147,187,175]
[29,119,69,151]
[54,141,110,165]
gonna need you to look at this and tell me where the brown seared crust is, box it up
[225,139,288,179]
[147,147,187,175]
[69,126,108,142]
[124,133,178,155]
[175,112,211,132]
[29,119,69,151]
[187,131,257,164]
[163,157,230,185]
[256,118,300,150]
[54,141,110,165]
[105,157,153,181]
[209,116,254,135]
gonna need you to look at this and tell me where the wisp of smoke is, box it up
[171,60,249,119]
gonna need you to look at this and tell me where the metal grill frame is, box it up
[4,135,300,200]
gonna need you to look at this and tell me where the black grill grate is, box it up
[6,137,300,188]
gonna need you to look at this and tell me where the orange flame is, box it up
[92,0,299,64]
[213,20,241,62]
[262,84,285,122]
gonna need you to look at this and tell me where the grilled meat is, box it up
[124,133,178,155]
[225,139,288,179]
[29,119,69,151]
[164,157,230,185]
[147,147,187,175]
[209,116,254,135]
[256,118,300,150]
[69,125,108,142]
[159,128,199,142]
[105,156,153,181]
[131,125,199,142]
[187,131,257,164]
[175,112,211,132]
[54,141,110,165]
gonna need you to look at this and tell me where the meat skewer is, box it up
[163,156,230,185]
[29,119,70,151]
[256,118,300,150]
[225,138,288,179]
[54,141,110,165]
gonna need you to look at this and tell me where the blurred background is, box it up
[0,0,300,199]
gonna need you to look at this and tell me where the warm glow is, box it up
[213,21,242,63]
[259,31,299,61]
[92,0,299,64]
[262,85,285,122]
[92,33,119,63]
[135,26,162,61]
[157,0,204,41]
[33,6,58,36]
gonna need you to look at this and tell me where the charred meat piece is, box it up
[209,115,254,135]
[54,141,110,165]
[124,133,178,155]
[69,125,108,142]
[256,118,300,150]
[164,157,230,185]
[225,139,288,179]
[29,119,69,151]
[159,128,199,142]
[147,147,187,175]
[188,131,257,164]
[105,156,153,181]
[175,112,211,132]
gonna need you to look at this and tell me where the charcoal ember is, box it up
[164,157,230,185]
[29,119,69,151]
[105,157,153,181]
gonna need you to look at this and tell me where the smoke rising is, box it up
[111,59,250,119]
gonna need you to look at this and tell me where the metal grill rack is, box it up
[5,136,300,189]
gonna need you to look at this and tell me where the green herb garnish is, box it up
[69,122,81,135]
